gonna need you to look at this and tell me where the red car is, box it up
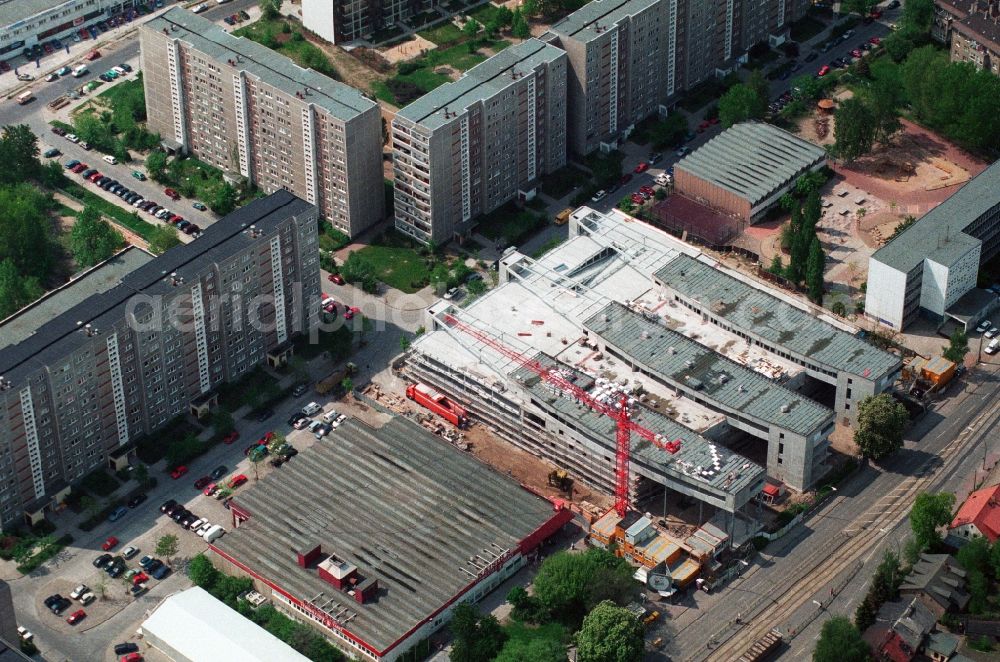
[639,185,655,196]
[51,126,67,137]
[222,431,239,444]
[633,162,649,174]
[193,476,211,490]
[72,163,87,173]
[164,188,180,200]
[88,171,103,182]
[228,474,248,489]
[67,609,86,625]
[323,300,337,314]
[344,306,360,320]
[869,9,882,19]
[260,431,274,444]
[869,36,881,45]
[131,572,149,586]
[170,465,188,480]
[121,654,143,662]
[818,65,831,76]
[203,483,217,496]
[630,193,644,205]
[330,273,346,285]
[708,116,720,125]
[101,536,119,551]
[851,49,863,58]
[85,49,101,61]
[619,173,633,186]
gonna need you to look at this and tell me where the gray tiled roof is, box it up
[147,8,376,121]
[548,0,661,43]
[0,0,78,27]
[511,355,766,496]
[585,303,834,437]
[394,38,564,131]
[214,416,559,653]
[675,122,826,207]
[871,159,1000,273]
[0,247,152,352]
[0,191,313,384]
[655,254,900,380]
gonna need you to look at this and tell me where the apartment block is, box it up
[546,0,669,156]
[391,38,567,244]
[141,8,384,238]
[303,0,429,44]
[0,192,319,529]
[866,160,1000,331]
[933,0,1000,76]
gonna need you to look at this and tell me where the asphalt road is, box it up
[658,363,1000,661]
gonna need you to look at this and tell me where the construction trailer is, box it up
[405,382,468,427]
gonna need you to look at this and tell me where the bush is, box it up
[398,61,422,75]
[80,469,120,497]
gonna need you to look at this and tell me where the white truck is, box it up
[203,524,226,543]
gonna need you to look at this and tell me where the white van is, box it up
[103,155,117,165]
[72,65,88,78]
[301,402,321,416]
[203,525,226,543]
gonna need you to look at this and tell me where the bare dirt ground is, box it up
[380,35,438,65]
[462,424,615,510]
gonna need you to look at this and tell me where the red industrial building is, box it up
[209,416,573,662]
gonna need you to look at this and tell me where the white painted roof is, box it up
[140,587,310,662]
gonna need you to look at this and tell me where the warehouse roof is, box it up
[871,159,1000,273]
[213,416,563,654]
[141,587,310,662]
[0,247,152,352]
[394,39,564,130]
[675,122,826,208]
[549,0,662,43]
[0,0,75,27]
[511,355,765,497]
[655,254,900,380]
[585,303,834,437]
[147,8,376,121]
[0,191,313,383]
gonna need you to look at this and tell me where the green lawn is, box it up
[354,232,433,293]
[97,77,144,108]
[234,18,338,79]
[496,620,570,659]
[373,40,497,105]
[540,164,590,198]
[468,3,503,24]
[476,203,547,244]
[789,15,827,42]
[55,175,156,241]
[422,41,490,70]
[419,21,465,45]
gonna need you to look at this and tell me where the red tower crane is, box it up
[440,313,681,517]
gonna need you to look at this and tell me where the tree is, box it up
[768,255,784,277]
[147,224,181,255]
[617,196,635,213]
[80,495,99,518]
[748,69,769,112]
[813,616,870,662]
[649,112,689,149]
[0,124,41,185]
[883,32,915,62]
[495,637,566,662]
[211,409,235,436]
[188,553,220,589]
[854,393,908,461]
[834,97,877,161]
[533,548,634,627]
[511,9,530,39]
[791,74,825,101]
[901,0,935,37]
[831,300,846,316]
[867,76,903,145]
[806,236,825,303]
[146,151,168,182]
[909,492,955,552]
[0,259,43,319]
[506,586,543,623]
[840,0,877,15]
[496,5,514,26]
[69,206,124,268]
[577,601,644,662]
[718,84,764,127]
[208,182,239,216]
[450,603,507,662]
[795,171,827,197]
[957,536,992,613]
[134,463,149,486]
[467,278,486,296]
[155,534,179,558]
[260,0,281,19]
[0,184,54,280]
[943,328,969,364]
[521,0,538,16]
[463,18,481,40]
[341,377,354,393]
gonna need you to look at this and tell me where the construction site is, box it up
[367,206,902,597]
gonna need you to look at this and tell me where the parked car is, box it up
[222,430,239,444]
[17,626,32,642]
[196,521,214,537]
[43,148,60,158]
[69,585,89,600]
[987,327,1000,339]
[619,173,633,186]
[67,609,87,625]
[170,465,188,479]
[127,492,147,508]
[302,402,322,416]
[101,536,119,551]
[328,273,345,285]
[115,643,140,656]
[108,506,128,522]
[633,162,649,173]
[139,556,156,569]
[192,201,207,210]
[210,465,228,480]
[132,170,146,180]
[675,147,690,157]
[228,474,248,489]
[150,563,171,580]
[164,187,180,200]
[93,553,113,568]
[818,65,831,76]
[159,499,177,514]
[292,383,308,397]
[193,476,211,490]
[591,190,607,203]
[122,545,139,560]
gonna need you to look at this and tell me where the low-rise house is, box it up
[899,553,970,618]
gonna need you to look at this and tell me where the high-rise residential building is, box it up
[303,0,429,44]
[933,0,1000,76]
[546,0,670,156]
[141,8,384,238]
[544,0,809,155]
[0,192,319,530]
[391,38,567,244]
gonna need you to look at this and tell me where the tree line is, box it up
[768,172,827,304]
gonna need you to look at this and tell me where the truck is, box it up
[16,91,34,105]
[554,208,573,225]
[203,525,226,543]
[406,383,468,428]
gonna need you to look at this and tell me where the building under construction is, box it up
[402,207,900,525]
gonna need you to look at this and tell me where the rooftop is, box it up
[140,587,311,662]
[0,247,153,352]
[0,0,76,27]
[510,354,765,496]
[0,191,314,384]
[549,0,662,43]
[655,254,901,380]
[584,302,834,437]
[950,483,1000,542]
[394,38,564,131]
[900,553,970,612]
[871,159,1000,273]
[147,8,377,121]
[213,416,562,654]
[675,122,827,208]
[939,0,1000,49]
